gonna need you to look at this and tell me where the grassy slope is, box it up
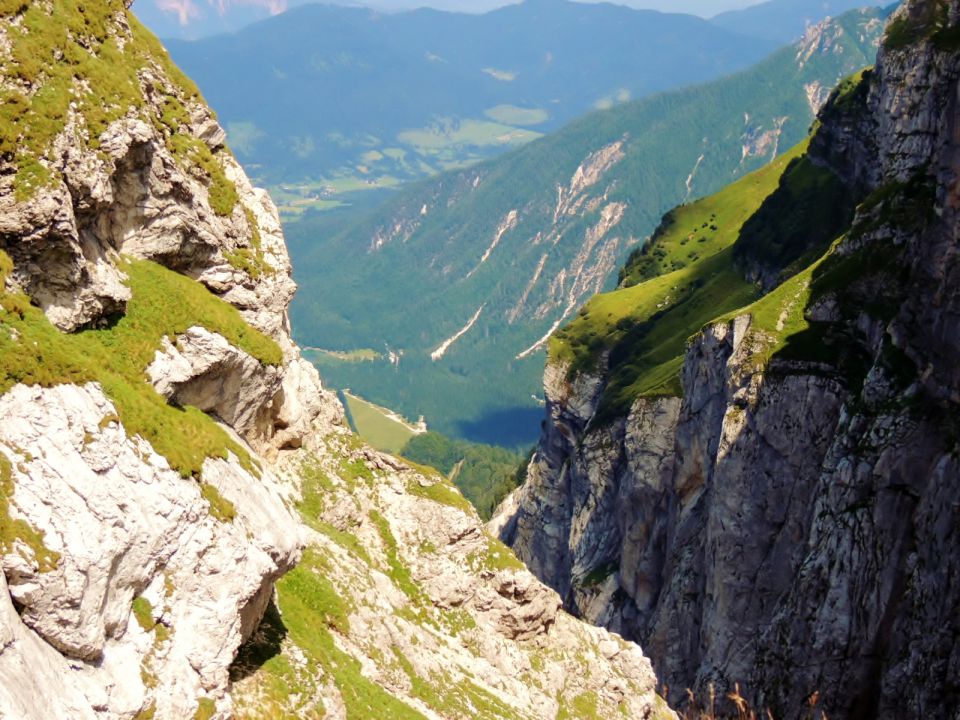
[342,391,419,454]
[883,0,960,52]
[0,0,295,570]
[0,250,282,560]
[288,8,887,446]
[233,444,536,720]
[551,67,895,425]
[0,256,281,474]
[727,169,932,390]
[0,1,238,214]
[549,143,806,422]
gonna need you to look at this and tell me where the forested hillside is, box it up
[159,0,780,214]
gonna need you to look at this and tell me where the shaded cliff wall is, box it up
[494,2,960,717]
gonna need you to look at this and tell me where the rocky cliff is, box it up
[494,1,960,717]
[0,3,667,718]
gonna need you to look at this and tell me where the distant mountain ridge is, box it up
[711,0,887,41]
[134,0,886,41]
[159,0,780,208]
[288,7,889,447]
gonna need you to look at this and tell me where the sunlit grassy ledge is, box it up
[0,253,281,479]
[548,142,810,421]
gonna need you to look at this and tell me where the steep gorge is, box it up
[494,1,960,717]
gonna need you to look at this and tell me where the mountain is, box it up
[711,0,887,42]
[0,2,670,717]
[134,0,880,41]
[158,0,780,210]
[493,1,960,716]
[133,0,532,40]
[288,7,888,447]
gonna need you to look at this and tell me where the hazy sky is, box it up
[613,0,763,14]
[145,0,768,26]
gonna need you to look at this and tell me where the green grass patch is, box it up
[133,703,157,720]
[315,521,373,566]
[732,154,858,281]
[824,67,872,114]
[192,698,216,720]
[440,607,478,636]
[406,476,476,516]
[619,141,807,288]
[337,453,375,490]
[166,132,238,216]
[342,392,419,454]
[310,348,381,363]
[131,596,155,631]
[200,483,237,523]
[548,142,808,423]
[717,237,871,387]
[398,118,541,151]
[231,600,327,719]
[274,555,428,720]
[884,1,959,51]
[557,690,600,720]
[390,645,526,720]
[483,105,549,127]
[468,535,525,573]
[113,259,282,367]
[296,456,335,520]
[278,547,353,635]
[0,253,280,479]
[223,207,274,279]
[720,165,929,387]
[368,509,427,605]
[295,458,373,565]
[397,456,445,480]
[849,172,936,240]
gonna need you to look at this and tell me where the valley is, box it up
[287,6,888,446]
[158,0,783,214]
[340,389,426,450]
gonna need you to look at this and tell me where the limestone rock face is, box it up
[0,382,303,718]
[147,327,285,447]
[0,7,339,454]
[494,3,960,718]
[229,431,669,720]
[0,572,98,720]
[0,5,338,717]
